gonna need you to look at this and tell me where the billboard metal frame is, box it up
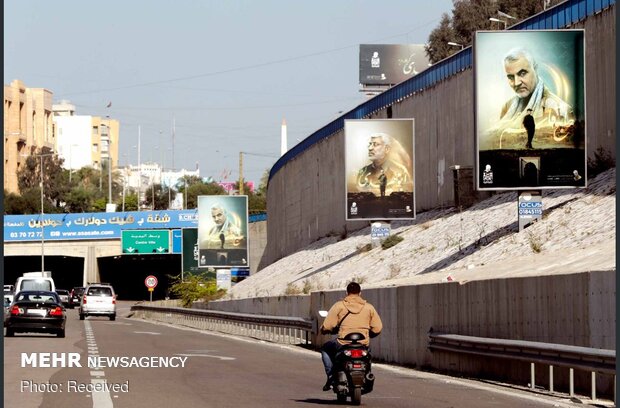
[197,195,250,269]
[473,29,587,191]
[344,118,416,221]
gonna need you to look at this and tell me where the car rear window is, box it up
[20,280,53,291]
[87,287,113,296]
[17,293,59,303]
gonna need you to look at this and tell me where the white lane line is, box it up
[91,379,114,408]
[84,320,114,408]
[175,353,236,361]
[133,331,161,335]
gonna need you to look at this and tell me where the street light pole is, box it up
[489,17,507,30]
[22,152,56,273]
[40,155,45,273]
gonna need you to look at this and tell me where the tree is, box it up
[17,147,68,211]
[143,183,176,210]
[64,186,95,213]
[185,182,227,209]
[168,272,225,308]
[257,169,269,196]
[451,0,497,47]
[426,0,566,64]
[4,190,27,214]
[426,13,457,64]
[121,193,139,211]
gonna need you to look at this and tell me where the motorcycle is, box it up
[318,311,376,405]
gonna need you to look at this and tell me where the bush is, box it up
[587,146,615,178]
[284,283,301,295]
[168,273,225,308]
[381,234,404,250]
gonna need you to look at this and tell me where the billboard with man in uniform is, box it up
[197,195,249,268]
[475,30,586,190]
[345,119,415,220]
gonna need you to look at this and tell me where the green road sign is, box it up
[122,230,170,254]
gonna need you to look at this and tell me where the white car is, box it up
[79,284,116,321]
[4,285,15,305]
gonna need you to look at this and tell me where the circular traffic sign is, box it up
[145,275,158,289]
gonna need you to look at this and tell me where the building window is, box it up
[93,143,98,152]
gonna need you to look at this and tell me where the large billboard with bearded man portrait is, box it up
[475,30,586,190]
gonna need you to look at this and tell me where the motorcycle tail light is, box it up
[10,305,23,315]
[353,363,362,369]
[344,349,367,358]
[49,307,64,316]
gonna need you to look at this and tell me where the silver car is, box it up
[79,284,116,321]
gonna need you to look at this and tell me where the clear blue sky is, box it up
[4,0,453,186]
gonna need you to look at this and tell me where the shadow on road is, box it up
[292,398,342,405]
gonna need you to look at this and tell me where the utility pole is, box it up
[138,125,142,209]
[239,152,244,195]
[22,152,55,273]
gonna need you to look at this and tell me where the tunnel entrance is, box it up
[3,256,84,291]
[98,254,181,301]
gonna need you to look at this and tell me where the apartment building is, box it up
[53,107,119,172]
[3,79,55,193]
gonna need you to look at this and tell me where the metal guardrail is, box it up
[428,332,616,402]
[131,304,313,345]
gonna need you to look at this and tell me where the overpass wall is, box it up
[4,240,122,284]
[261,5,615,268]
[206,269,616,395]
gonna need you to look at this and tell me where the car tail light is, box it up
[83,295,87,304]
[10,305,24,315]
[49,307,64,316]
[344,349,367,358]
[112,295,116,304]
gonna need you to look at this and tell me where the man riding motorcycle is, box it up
[319,282,383,391]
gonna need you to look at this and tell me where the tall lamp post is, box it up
[101,120,113,207]
[489,17,507,30]
[22,152,56,273]
[69,143,79,182]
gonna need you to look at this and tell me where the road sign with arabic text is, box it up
[122,230,170,254]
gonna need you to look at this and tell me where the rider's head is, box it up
[346,282,361,295]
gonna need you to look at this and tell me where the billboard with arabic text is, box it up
[475,30,586,190]
[4,210,199,242]
[197,195,249,268]
[359,44,430,86]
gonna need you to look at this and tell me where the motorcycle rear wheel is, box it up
[352,387,362,405]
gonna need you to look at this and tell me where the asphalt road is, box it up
[4,302,576,408]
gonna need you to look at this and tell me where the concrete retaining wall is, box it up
[206,270,616,396]
[261,7,616,268]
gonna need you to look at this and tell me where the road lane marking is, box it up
[85,320,114,407]
[133,331,161,335]
[175,353,235,361]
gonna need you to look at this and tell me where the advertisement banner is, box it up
[359,44,430,85]
[181,228,201,277]
[475,30,586,190]
[345,119,415,220]
[518,191,543,231]
[197,195,249,268]
[4,210,199,242]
